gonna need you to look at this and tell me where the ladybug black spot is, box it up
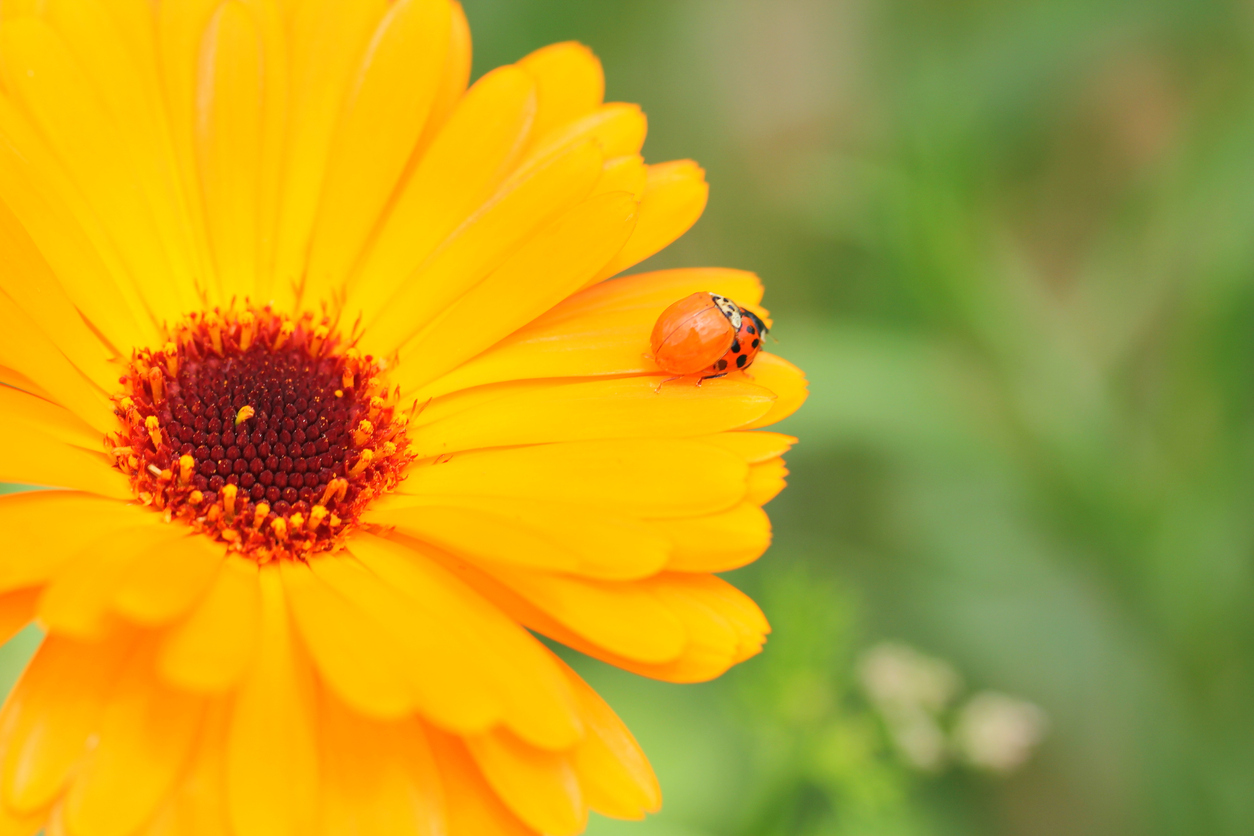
[751,338,760,349]
[747,326,756,335]
[731,340,740,353]
[715,358,728,371]
[736,354,748,368]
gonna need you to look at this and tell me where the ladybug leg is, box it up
[654,375,684,394]
[697,373,727,387]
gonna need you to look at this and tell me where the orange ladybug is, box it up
[650,292,768,379]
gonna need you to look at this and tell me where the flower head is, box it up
[0,3,806,836]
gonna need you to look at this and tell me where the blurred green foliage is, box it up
[464,0,1254,834]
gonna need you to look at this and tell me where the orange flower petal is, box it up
[39,522,188,641]
[316,689,442,836]
[0,588,39,647]
[397,438,748,519]
[590,160,709,285]
[0,631,137,814]
[407,376,774,458]
[111,535,225,627]
[349,64,538,323]
[743,351,809,428]
[651,501,773,573]
[746,457,789,506]
[226,565,318,836]
[427,729,538,836]
[345,534,582,749]
[464,728,585,836]
[0,492,144,594]
[415,267,764,398]
[303,0,453,305]
[158,555,259,693]
[365,138,604,357]
[281,558,417,721]
[516,41,604,143]
[560,662,661,819]
[63,644,205,836]
[364,495,671,580]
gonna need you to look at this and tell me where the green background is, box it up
[7,0,1254,833]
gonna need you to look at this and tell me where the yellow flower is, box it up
[0,2,807,836]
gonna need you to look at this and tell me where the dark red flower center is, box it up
[110,307,412,560]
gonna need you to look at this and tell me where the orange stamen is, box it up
[179,455,195,486]
[353,420,373,447]
[252,502,270,530]
[348,449,374,477]
[222,484,237,522]
[235,405,255,427]
[145,415,162,448]
[239,311,257,351]
[163,342,179,376]
[148,367,164,404]
[308,505,328,530]
[272,320,294,350]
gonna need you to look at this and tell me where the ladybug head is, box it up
[741,308,768,337]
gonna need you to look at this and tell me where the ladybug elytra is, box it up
[650,292,768,380]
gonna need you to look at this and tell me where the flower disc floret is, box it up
[109,306,412,559]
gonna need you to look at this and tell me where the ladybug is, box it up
[650,292,769,381]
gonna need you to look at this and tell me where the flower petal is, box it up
[427,729,538,836]
[0,491,144,593]
[0,287,115,435]
[226,565,318,836]
[480,567,686,664]
[651,501,772,573]
[409,0,470,158]
[280,558,416,721]
[38,522,188,640]
[0,97,154,351]
[158,555,259,693]
[364,138,604,358]
[195,0,265,304]
[271,0,386,308]
[560,662,660,820]
[63,644,205,836]
[743,352,808,428]
[415,267,764,398]
[516,42,603,143]
[407,376,774,458]
[346,533,582,750]
[111,534,225,627]
[389,191,640,389]
[303,0,452,305]
[521,103,646,170]
[589,160,708,285]
[136,700,231,836]
[0,385,105,454]
[316,689,442,836]
[746,457,788,506]
[398,439,748,519]
[0,631,137,814]
[0,199,116,391]
[0,17,187,324]
[364,495,671,580]
[349,64,537,324]
[0,588,39,646]
[692,430,796,463]
[464,729,584,836]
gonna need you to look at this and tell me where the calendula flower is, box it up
[0,2,807,835]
